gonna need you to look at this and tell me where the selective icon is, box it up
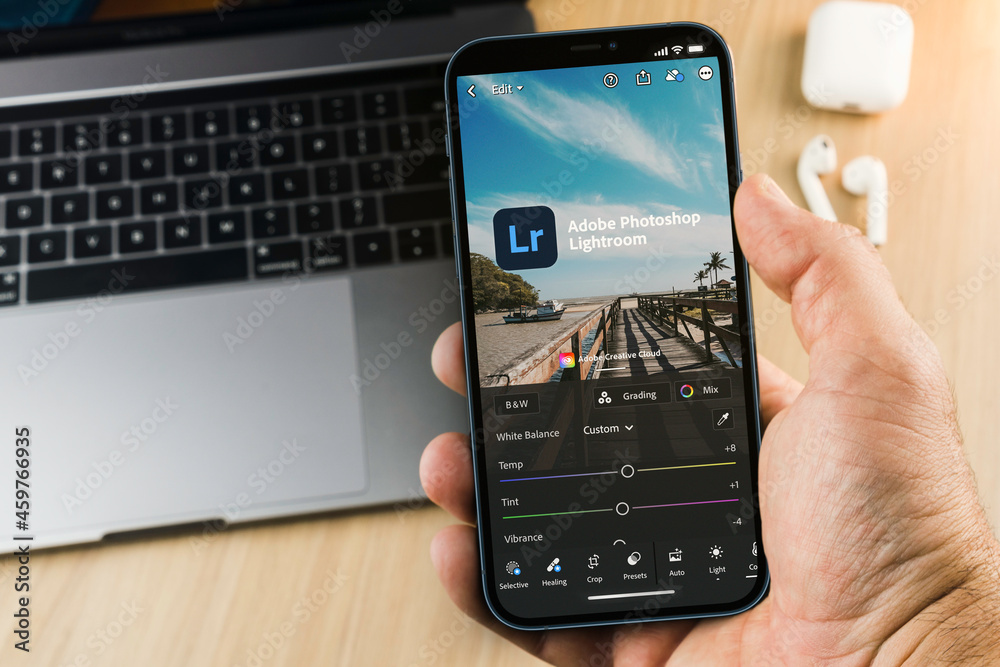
[506,560,522,575]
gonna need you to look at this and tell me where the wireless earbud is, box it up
[842,156,889,246]
[797,134,838,222]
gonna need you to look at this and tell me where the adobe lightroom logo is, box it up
[492,206,558,271]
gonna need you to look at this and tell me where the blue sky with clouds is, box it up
[458,57,736,300]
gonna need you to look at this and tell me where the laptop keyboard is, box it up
[0,63,453,306]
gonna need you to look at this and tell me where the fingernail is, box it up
[763,176,794,206]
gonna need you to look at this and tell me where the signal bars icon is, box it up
[654,45,685,57]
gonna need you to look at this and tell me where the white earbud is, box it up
[797,135,838,222]
[842,156,889,246]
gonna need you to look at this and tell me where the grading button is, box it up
[494,393,539,415]
[594,384,671,408]
[676,378,732,401]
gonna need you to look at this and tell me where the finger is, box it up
[431,525,616,666]
[734,174,919,358]
[432,321,467,396]
[756,354,802,428]
[420,432,476,525]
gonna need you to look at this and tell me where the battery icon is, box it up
[688,44,705,54]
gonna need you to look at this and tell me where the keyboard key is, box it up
[0,271,18,305]
[319,94,357,124]
[362,90,399,120]
[358,158,396,190]
[19,126,56,156]
[254,240,303,277]
[295,202,334,234]
[251,206,290,239]
[390,153,449,188]
[235,104,271,134]
[0,164,32,192]
[302,131,338,161]
[5,197,44,229]
[306,234,347,271]
[119,221,157,253]
[344,126,382,157]
[339,196,376,229]
[228,174,266,205]
[439,223,453,256]
[86,154,123,184]
[352,231,392,266]
[396,225,437,260]
[193,109,229,138]
[208,211,246,244]
[27,230,66,263]
[164,217,202,249]
[403,85,446,114]
[107,118,143,147]
[51,193,89,224]
[387,121,426,152]
[27,248,248,303]
[0,235,21,266]
[216,141,255,172]
[62,122,101,152]
[129,150,167,180]
[40,160,78,189]
[172,145,210,175]
[140,183,178,215]
[96,187,134,219]
[258,136,297,166]
[150,113,187,143]
[275,99,315,129]
[183,179,223,211]
[74,226,112,258]
[383,188,450,224]
[271,169,309,200]
[314,164,353,195]
[0,130,11,158]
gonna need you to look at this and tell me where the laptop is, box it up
[0,0,533,552]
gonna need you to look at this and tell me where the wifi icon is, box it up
[653,45,687,57]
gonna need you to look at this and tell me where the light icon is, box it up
[506,561,522,575]
[709,545,723,559]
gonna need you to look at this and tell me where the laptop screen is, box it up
[0,0,449,57]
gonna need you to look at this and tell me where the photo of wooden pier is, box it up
[477,288,742,387]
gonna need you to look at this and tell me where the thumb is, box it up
[734,174,921,361]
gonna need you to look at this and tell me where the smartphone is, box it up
[445,23,766,630]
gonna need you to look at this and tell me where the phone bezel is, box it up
[445,22,767,630]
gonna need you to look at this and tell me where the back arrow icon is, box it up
[467,84,476,98]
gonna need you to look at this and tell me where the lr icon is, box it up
[492,205,558,270]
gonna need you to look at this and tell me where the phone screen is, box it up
[448,26,765,627]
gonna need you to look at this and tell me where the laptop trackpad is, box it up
[2,277,366,543]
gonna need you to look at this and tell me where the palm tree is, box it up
[704,251,731,286]
[693,269,709,287]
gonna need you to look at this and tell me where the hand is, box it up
[420,174,1000,665]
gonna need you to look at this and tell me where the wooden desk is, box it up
[3,1,998,664]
